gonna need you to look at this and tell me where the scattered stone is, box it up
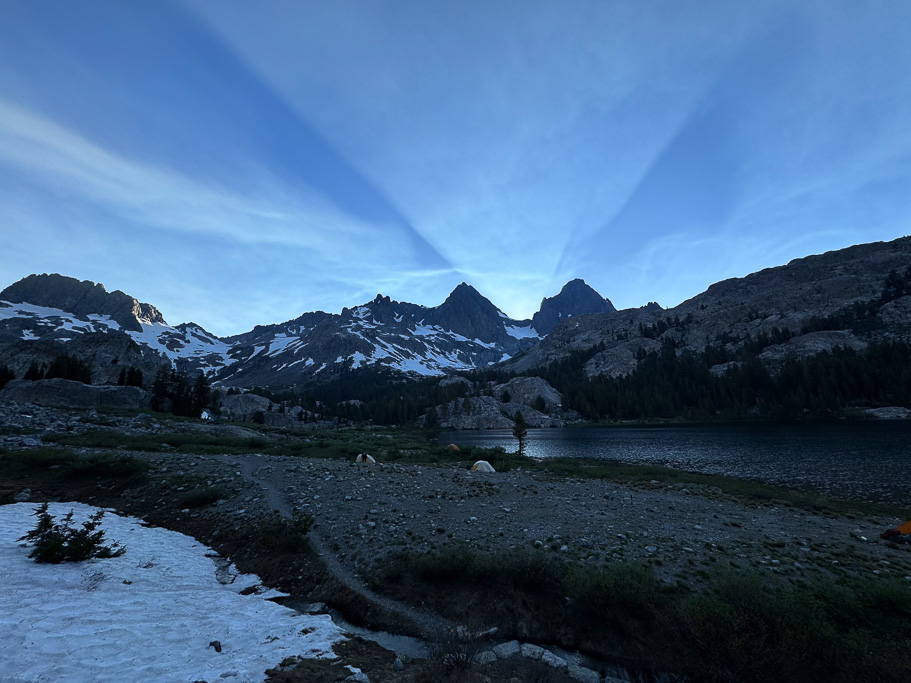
[520,643,544,660]
[209,640,222,653]
[568,663,603,683]
[473,650,497,665]
[13,489,31,503]
[492,640,521,659]
[393,657,404,671]
[541,649,568,669]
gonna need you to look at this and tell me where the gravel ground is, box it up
[210,453,911,588]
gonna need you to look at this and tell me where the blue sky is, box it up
[1,1,910,336]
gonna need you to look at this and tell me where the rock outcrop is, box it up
[494,376,563,411]
[0,378,151,410]
[431,377,568,429]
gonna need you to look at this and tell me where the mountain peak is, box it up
[425,282,505,343]
[0,273,166,332]
[531,279,615,335]
[447,282,481,298]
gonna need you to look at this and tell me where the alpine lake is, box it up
[439,420,911,506]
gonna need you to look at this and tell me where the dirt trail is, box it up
[227,455,456,639]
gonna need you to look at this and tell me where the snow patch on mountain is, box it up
[127,321,234,372]
[505,324,539,340]
[0,301,122,335]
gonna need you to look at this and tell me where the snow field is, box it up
[0,503,343,682]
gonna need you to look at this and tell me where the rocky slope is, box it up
[0,273,165,332]
[0,274,234,383]
[511,237,911,378]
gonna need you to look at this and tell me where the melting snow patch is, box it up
[0,503,343,682]
[505,324,539,340]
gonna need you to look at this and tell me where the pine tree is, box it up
[512,411,528,456]
[24,362,45,381]
[0,364,14,390]
[191,372,210,417]
[45,354,91,384]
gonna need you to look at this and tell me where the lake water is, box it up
[438,422,911,505]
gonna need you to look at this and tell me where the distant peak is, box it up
[531,278,615,335]
[442,282,486,303]
[559,278,595,294]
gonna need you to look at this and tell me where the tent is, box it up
[447,444,460,452]
[471,460,495,472]
[880,519,911,543]
[355,453,376,465]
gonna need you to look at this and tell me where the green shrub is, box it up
[18,503,125,564]
[256,511,314,551]
[68,453,150,479]
[0,448,76,473]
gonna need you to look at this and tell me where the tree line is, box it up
[525,337,911,421]
[151,366,211,417]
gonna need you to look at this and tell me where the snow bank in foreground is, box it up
[0,503,343,682]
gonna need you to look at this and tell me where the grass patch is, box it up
[378,547,911,682]
[534,457,911,519]
[0,448,148,480]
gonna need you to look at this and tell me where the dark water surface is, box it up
[438,422,911,505]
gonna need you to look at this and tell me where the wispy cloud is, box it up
[0,100,457,333]
[3,0,911,332]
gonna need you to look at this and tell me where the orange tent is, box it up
[881,520,911,541]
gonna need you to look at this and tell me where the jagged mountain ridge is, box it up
[4,236,910,391]
[215,284,543,387]
[0,274,608,387]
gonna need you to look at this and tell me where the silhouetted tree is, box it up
[24,362,45,381]
[0,364,14,390]
[512,411,528,456]
[46,354,91,384]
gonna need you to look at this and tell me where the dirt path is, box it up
[226,455,457,639]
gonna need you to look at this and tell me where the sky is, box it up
[1,1,910,337]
